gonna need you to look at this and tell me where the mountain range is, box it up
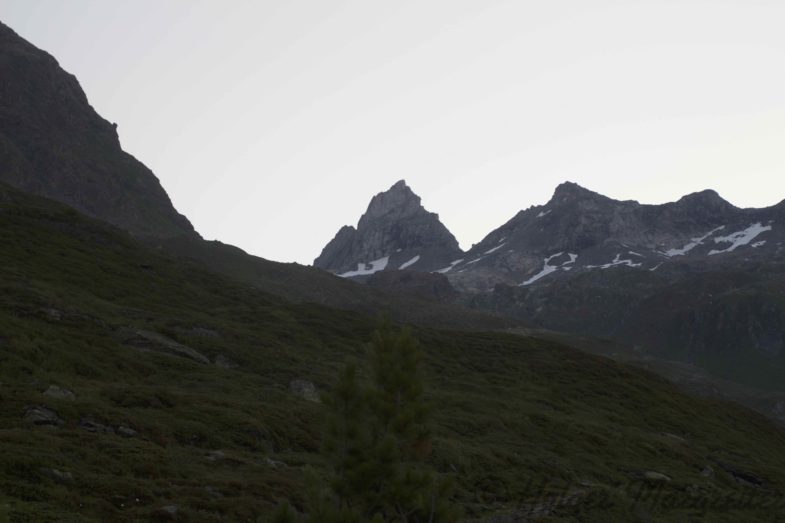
[318,178,785,397]
[3,17,785,521]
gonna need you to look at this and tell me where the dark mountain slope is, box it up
[2,184,785,521]
[158,235,513,331]
[0,20,195,239]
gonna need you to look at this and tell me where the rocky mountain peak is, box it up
[361,180,423,223]
[676,189,733,211]
[314,181,462,276]
[550,181,607,205]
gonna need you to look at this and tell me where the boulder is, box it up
[214,354,239,369]
[39,467,73,484]
[117,425,138,438]
[43,385,75,401]
[79,417,115,434]
[23,405,63,426]
[289,379,321,403]
[643,471,671,482]
[117,328,209,364]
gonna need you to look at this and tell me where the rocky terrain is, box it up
[455,182,785,390]
[314,180,464,276]
[0,21,195,239]
[3,16,785,521]
[447,181,782,292]
[3,182,785,521]
[318,180,785,394]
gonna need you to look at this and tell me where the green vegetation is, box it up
[278,326,459,522]
[1,184,785,521]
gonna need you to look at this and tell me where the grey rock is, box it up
[117,328,210,364]
[204,486,223,498]
[643,471,671,482]
[205,450,226,462]
[660,432,686,443]
[214,354,239,369]
[39,467,73,484]
[23,405,63,426]
[314,180,464,275]
[79,417,115,434]
[42,308,63,321]
[117,425,138,438]
[719,463,764,487]
[701,465,715,478]
[289,379,321,403]
[43,385,75,401]
[264,457,285,469]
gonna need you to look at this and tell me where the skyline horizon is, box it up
[313,177,783,261]
[4,2,785,264]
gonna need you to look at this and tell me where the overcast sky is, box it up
[4,1,785,263]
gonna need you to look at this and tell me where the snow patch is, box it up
[649,263,663,272]
[465,257,484,265]
[709,223,773,255]
[565,253,578,264]
[587,253,643,270]
[435,259,464,274]
[752,241,766,248]
[537,210,551,218]
[484,242,507,254]
[398,255,420,270]
[520,252,563,286]
[664,226,725,257]
[339,256,390,278]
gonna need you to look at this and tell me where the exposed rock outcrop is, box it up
[314,180,463,276]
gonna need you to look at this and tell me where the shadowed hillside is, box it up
[1,184,785,521]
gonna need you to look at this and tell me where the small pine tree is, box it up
[276,325,459,522]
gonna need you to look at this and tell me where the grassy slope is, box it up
[1,186,785,522]
[156,236,518,331]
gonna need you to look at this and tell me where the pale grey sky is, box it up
[4,1,785,263]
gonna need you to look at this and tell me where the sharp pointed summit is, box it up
[361,180,422,222]
[314,180,463,277]
[551,181,598,198]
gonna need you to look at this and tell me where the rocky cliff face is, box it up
[445,181,781,292]
[447,182,785,389]
[314,180,463,276]
[0,21,196,239]
[323,179,785,390]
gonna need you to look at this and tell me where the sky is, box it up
[3,1,785,264]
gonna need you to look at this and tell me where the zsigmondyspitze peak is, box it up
[361,179,423,221]
[313,180,463,277]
